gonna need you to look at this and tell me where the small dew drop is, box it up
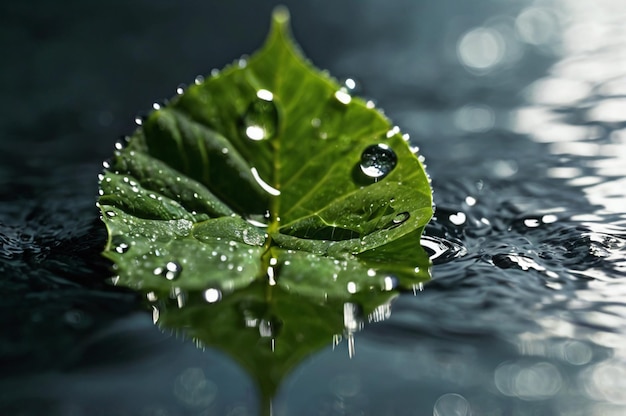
[105,211,116,217]
[176,84,186,95]
[256,89,273,101]
[134,116,143,126]
[194,75,204,85]
[386,126,400,138]
[203,288,222,303]
[259,319,274,337]
[165,261,182,280]
[343,78,358,91]
[334,89,352,105]
[115,243,129,254]
[383,276,397,291]
[359,144,398,180]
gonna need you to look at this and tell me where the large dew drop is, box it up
[391,212,410,228]
[242,89,278,141]
[359,144,397,180]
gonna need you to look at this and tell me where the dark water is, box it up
[2,0,626,415]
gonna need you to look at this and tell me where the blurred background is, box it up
[1,0,626,415]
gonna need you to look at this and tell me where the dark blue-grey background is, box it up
[2,1,626,415]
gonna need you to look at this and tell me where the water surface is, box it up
[2,0,626,415]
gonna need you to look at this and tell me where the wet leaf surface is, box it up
[97,7,432,404]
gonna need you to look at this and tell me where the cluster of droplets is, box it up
[237,80,406,184]
[100,71,433,310]
[333,77,361,105]
[129,69,422,191]
[153,261,183,281]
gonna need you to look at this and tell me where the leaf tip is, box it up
[272,5,291,26]
[270,6,293,44]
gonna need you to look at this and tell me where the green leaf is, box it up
[97,6,433,408]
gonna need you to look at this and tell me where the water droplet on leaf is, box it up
[115,242,129,254]
[342,77,361,93]
[359,144,397,180]
[242,90,278,141]
[334,89,352,105]
[391,212,410,227]
[382,276,398,291]
[386,126,400,138]
[159,261,182,280]
[134,115,144,126]
[203,288,222,303]
[258,317,282,338]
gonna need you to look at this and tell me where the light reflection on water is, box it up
[2,0,626,414]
